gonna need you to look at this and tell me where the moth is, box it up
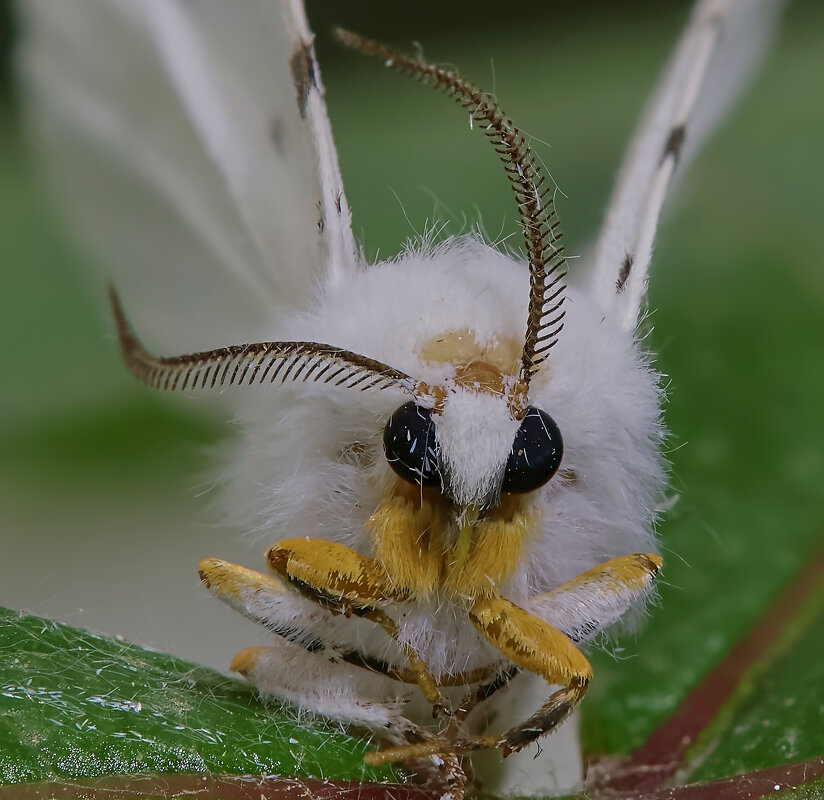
[19,0,782,795]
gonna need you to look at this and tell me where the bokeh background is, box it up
[1,0,823,761]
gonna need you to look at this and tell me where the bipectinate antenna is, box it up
[336,29,567,393]
[110,287,416,394]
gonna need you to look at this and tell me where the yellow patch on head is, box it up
[417,328,528,414]
[420,328,521,375]
[368,486,541,601]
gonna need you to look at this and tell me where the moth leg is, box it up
[267,537,453,722]
[229,641,410,733]
[231,643,473,800]
[391,731,468,800]
[197,557,407,679]
[198,557,358,653]
[266,537,404,611]
[527,552,663,643]
[468,595,593,756]
[367,594,593,766]
[364,650,521,766]
[430,665,519,758]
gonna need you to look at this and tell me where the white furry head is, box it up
[434,388,522,507]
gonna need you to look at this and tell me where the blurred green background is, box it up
[1,0,823,764]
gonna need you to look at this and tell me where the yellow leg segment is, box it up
[543,552,662,599]
[267,537,451,720]
[267,537,404,613]
[469,594,592,755]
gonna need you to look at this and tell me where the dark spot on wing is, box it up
[290,40,318,119]
[617,252,634,292]
[662,123,686,165]
[270,116,286,156]
[334,192,343,214]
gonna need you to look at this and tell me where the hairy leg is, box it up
[267,537,454,721]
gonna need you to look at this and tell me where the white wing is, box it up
[18,0,356,351]
[581,0,785,331]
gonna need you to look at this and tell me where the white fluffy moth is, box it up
[19,0,783,796]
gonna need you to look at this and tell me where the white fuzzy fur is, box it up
[204,565,396,660]
[221,238,665,679]
[436,389,522,507]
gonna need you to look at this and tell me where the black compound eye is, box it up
[502,406,563,494]
[383,401,441,487]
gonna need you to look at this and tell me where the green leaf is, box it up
[687,576,824,782]
[0,607,396,786]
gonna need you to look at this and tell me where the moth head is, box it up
[381,328,564,508]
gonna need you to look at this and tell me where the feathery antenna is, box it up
[336,29,566,391]
[109,286,415,394]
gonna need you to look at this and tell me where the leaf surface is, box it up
[0,608,395,785]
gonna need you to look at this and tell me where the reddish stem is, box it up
[0,775,436,800]
[600,754,824,800]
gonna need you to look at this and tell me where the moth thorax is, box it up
[435,389,521,507]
